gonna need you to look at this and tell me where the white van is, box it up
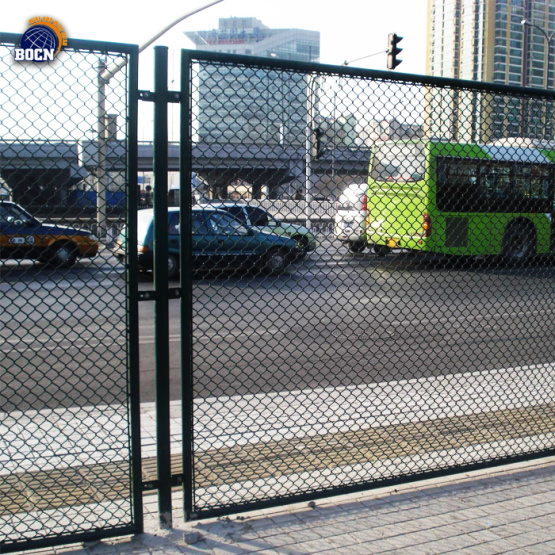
[334,183,368,253]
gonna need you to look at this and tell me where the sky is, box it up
[2,0,429,76]
[2,1,429,143]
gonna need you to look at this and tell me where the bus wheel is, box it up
[502,225,536,264]
[373,244,391,256]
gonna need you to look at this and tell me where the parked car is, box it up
[115,206,300,278]
[0,201,99,267]
[334,183,368,253]
[205,202,317,256]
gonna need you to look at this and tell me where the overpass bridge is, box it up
[0,140,371,204]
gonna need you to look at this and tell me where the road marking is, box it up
[0,336,127,354]
[2,305,554,354]
[2,364,553,520]
[0,277,123,293]
[188,363,555,450]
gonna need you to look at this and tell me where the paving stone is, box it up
[323,533,361,549]
[454,543,505,555]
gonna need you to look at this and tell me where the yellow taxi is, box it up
[0,201,99,267]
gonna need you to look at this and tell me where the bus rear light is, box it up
[423,213,432,237]
[362,193,368,213]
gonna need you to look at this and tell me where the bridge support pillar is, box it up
[204,176,228,199]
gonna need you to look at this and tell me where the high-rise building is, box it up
[426,0,555,141]
[185,17,320,145]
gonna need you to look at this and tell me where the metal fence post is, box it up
[126,44,144,533]
[180,49,194,521]
[153,45,172,529]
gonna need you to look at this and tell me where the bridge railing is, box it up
[29,200,338,244]
[249,199,336,221]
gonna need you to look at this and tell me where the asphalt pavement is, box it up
[3,243,555,410]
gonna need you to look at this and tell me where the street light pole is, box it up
[101,0,224,83]
[95,0,224,237]
[96,59,108,238]
[305,74,318,229]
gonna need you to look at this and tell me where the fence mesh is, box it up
[184,55,555,515]
[0,38,135,551]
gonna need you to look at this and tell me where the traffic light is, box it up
[312,126,325,159]
[387,33,403,70]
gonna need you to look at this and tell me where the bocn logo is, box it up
[14,17,67,63]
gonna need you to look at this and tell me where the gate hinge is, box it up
[138,288,182,301]
[138,90,182,103]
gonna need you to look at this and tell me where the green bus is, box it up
[365,140,555,263]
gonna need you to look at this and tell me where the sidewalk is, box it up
[4,373,555,554]
[34,456,555,554]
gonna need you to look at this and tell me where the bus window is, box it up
[437,157,551,213]
[513,165,550,201]
[371,143,426,183]
[481,163,513,204]
[436,158,481,212]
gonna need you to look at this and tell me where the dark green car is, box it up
[207,202,317,256]
[116,206,300,278]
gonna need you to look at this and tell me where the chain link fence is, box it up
[4,36,555,544]
[181,52,555,517]
[0,35,140,552]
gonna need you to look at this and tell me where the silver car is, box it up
[334,183,368,253]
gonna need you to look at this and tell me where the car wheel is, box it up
[502,224,536,265]
[264,249,288,274]
[168,254,180,279]
[373,244,391,257]
[292,235,309,259]
[50,242,77,268]
[348,242,366,254]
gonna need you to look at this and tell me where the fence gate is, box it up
[0,35,141,552]
[174,49,555,520]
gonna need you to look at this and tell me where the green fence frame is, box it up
[0,34,142,553]
[178,48,555,520]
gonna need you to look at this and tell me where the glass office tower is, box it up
[185,17,320,145]
[427,0,555,141]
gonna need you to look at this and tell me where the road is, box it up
[2,241,555,411]
[0,251,127,412]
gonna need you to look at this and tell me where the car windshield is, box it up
[224,206,247,223]
[247,207,273,226]
[0,204,33,224]
[338,187,365,211]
